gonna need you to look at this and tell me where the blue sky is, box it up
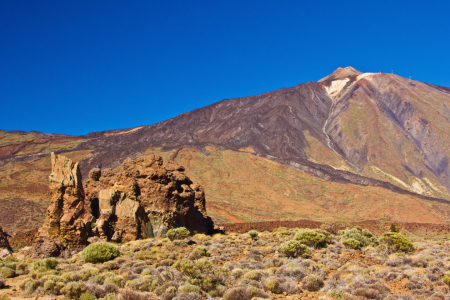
[1,1,449,135]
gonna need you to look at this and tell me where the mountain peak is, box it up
[318,66,362,83]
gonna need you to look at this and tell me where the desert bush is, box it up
[243,269,267,281]
[248,230,258,239]
[352,287,379,299]
[390,224,399,233]
[118,288,158,300]
[293,229,327,248]
[0,295,10,300]
[280,240,311,258]
[61,282,87,299]
[341,227,378,249]
[223,286,269,300]
[78,267,100,280]
[442,275,450,287]
[326,289,346,299]
[301,275,324,291]
[29,258,58,272]
[0,268,15,279]
[272,227,290,236]
[80,291,97,300]
[189,246,210,260]
[379,232,415,253]
[166,227,190,241]
[81,242,120,263]
[178,284,201,293]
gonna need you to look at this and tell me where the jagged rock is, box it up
[0,227,12,257]
[37,153,92,247]
[89,168,101,181]
[84,154,214,242]
[30,238,70,258]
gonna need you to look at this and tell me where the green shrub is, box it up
[81,242,119,263]
[272,227,290,235]
[61,282,86,299]
[327,289,346,299]
[379,232,415,253]
[192,246,211,259]
[178,284,200,293]
[301,275,324,292]
[166,227,190,241]
[280,240,312,258]
[0,267,15,278]
[293,229,327,248]
[80,291,97,300]
[29,258,58,271]
[248,230,258,239]
[342,238,360,250]
[0,294,10,300]
[265,277,281,294]
[441,275,450,287]
[390,224,399,233]
[341,227,378,249]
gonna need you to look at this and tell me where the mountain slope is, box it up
[2,67,450,233]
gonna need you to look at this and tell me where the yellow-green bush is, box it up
[293,229,327,248]
[341,227,378,249]
[29,258,58,272]
[61,282,86,299]
[166,227,190,241]
[0,267,15,278]
[280,240,311,258]
[81,242,119,263]
[248,230,258,239]
[379,232,415,253]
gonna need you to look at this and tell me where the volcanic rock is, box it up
[30,238,70,258]
[0,227,13,257]
[84,154,214,242]
[37,153,92,247]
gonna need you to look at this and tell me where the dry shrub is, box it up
[301,275,324,291]
[118,288,159,300]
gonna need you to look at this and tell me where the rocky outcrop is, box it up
[84,155,214,242]
[0,227,12,257]
[36,153,214,247]
[37,153,92,247]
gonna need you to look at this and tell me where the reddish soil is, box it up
[219,219,450,235]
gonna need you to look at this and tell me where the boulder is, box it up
[30,238,71,258]
[0,227,12,257]
[84,154,214,242]
[37,153,92,247]
[36,153,214,247]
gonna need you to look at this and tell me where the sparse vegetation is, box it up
[1,226,449,299]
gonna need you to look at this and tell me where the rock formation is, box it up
[37,153,92,247]
[36,153,214,248]
[0,227,13,257]
[84,154,214,242]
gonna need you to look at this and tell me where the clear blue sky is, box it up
[1,1,449,135]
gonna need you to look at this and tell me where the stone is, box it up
[0,227,12,257]
[89,168,101,181]
[37,153,92,248]
[83,154,214,242]
[30,238,70,258]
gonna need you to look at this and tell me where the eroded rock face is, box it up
[37,153,92,247]
[84,155,214,242]
[0,227,12,257]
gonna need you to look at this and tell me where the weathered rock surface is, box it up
[0,227,12,257]
[84,154,214,242]
[30,238,70,258]
[37,153,92,247]
[36,153,214,248]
